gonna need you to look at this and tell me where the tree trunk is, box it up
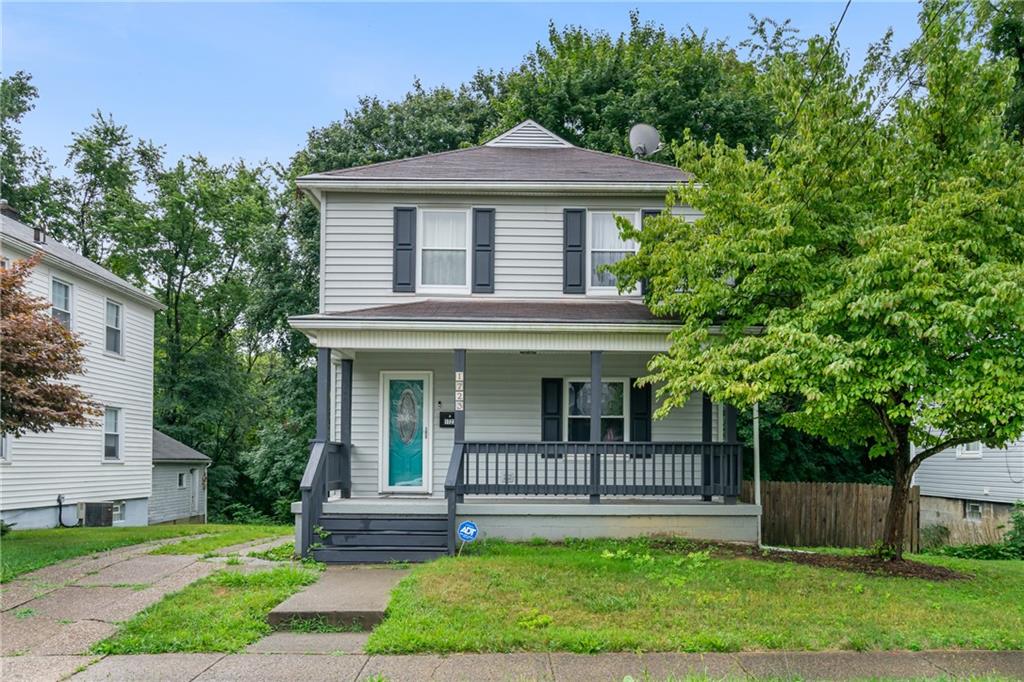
[881,435,913,560]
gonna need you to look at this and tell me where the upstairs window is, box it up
[566,379,627,442]
[105,300,123,355]
[419,209,469,290]
[589,212,637,291]
[956,441,982,459]
[52,278,72,328]
[104,407,122,461]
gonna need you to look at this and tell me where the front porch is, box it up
[292,302,760,562]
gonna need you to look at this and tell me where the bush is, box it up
[1,520,15,536]
[922,501,1024,560]
[920,524,950,549]
[212,503,273,525]
[1004,501,1024,556]
[928,543,1020,560]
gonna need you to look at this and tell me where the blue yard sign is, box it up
[457,520,479,543]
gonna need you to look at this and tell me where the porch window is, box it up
[419,209,469,289]
[589,212,637,290]
[52,278,72,328]
[566,380,627,442]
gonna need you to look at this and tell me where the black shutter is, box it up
[563,208,586,294]
[541,378,563,441]
[639,209,660,297]
[630,379,652,442]
[472,208,495,293]
[393,207,416,292]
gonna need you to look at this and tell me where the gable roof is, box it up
[1,210,163,310]
[297,120,690,190]
[152,429,212,463]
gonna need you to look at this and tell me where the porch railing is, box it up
[444,441,743,554]
[298,440,351,557]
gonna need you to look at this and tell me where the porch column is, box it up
[723,404,739,505]
[701,393,713,501]
[454,349,466,504]
[339,358,353,498]
[454,349,466,443]
[315,347,331,442]
[590,350,602,504]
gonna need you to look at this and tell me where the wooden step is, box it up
[318,515,447,533]
[312,547,448,564]
[326,531,448,548]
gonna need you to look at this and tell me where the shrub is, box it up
[920,524,950,549]
[213,503,273,525]
[1003,501,1024,556]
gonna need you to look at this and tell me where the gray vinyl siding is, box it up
[341,351,711,498]
[320,193,698,313]
[913,440,1024,505]
[0,239,155,513]
[149,463,207,523]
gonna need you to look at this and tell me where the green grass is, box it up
[92,566,319,654]
[366,538,1024,654]
[147,525,290,556]
[1,524,229,582]
[248,542,296,562]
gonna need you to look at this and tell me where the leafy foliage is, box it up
[611,2,1024,557]
[0,254,101,437]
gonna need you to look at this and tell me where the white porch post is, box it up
[753,401,762,546]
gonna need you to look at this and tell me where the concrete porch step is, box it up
[312,546,447,564]
[318,514,448,532]
[267,566,410,630]
[326,530,448,548]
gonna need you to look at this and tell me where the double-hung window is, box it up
[178,472,187,489]
[0,433,10,462]
[52,278,72,328]
[419,209,470,290]
[589,211,638,292]
[104,407,122,461]
[566,379,628,442]
[956,441,982,459]
[105,300,124,355]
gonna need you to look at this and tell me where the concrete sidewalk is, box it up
[3,649,1022,682]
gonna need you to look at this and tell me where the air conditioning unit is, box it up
[77,502,114,527]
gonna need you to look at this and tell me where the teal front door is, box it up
[382,373,431,492]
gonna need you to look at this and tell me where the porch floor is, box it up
[319,497,760,517]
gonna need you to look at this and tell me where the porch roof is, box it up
[294,299,674,325]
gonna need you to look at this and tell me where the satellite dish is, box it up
[629,123,662,157]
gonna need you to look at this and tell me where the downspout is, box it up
[753,402,762,547]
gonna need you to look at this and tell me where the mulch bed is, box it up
[646,536,971,581]
[751,547,972,581]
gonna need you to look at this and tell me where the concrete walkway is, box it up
[2,649,1022,681]
[0,535,291,657]
[266,565,409,629]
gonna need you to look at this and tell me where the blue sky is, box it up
[4,2,923,170]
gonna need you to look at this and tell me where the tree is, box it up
[0,255,101,437]
[493,11,777,157]
[0,71,56,224]
[978,0,1024,139]
[612,1,1024,558]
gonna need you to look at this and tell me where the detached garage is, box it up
[150,430,211,524]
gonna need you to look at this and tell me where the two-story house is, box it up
[1,205,164,529]
[289,121,759,563]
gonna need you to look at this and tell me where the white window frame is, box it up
[587,210,640,296]
[105,298,125,357]
[112,501,125,524]
[563,377,630,443]
[0,433,10,463]
[103,407,123,462]
[177,472,187,489]
[956,441,983,459]
[964,501,983,522]
[416,207,472,294]
[51,276,73,329]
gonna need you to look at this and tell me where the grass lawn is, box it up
[93,565,319,654]
[366,538,1024,654]
[148,525,290,556]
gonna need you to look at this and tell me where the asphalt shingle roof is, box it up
[312,299,674,324]
[153,430,212,463]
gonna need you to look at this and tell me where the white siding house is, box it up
[913,438,1024,542]
[289,121,759,563]
[0,206,164,529]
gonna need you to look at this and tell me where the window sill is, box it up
[417,286,471,296]
[955,455,983,460]
[101,459,125,465]
[102,350,127,361]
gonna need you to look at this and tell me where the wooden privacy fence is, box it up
[741,480,920,552]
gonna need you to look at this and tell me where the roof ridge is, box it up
[573,145,683,172]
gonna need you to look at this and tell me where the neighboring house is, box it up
[289,120,759,563]
[150,429,211,524]
[0,204,164,529]
[913,438,1024,544]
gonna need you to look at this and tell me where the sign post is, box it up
[456,520,478,555]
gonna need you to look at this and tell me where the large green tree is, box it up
[0,71,55,223]
[613,1,1024,558]
[494,11,777,157]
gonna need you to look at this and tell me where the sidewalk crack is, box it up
[188,653,226,681]
[353,653,371,681]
